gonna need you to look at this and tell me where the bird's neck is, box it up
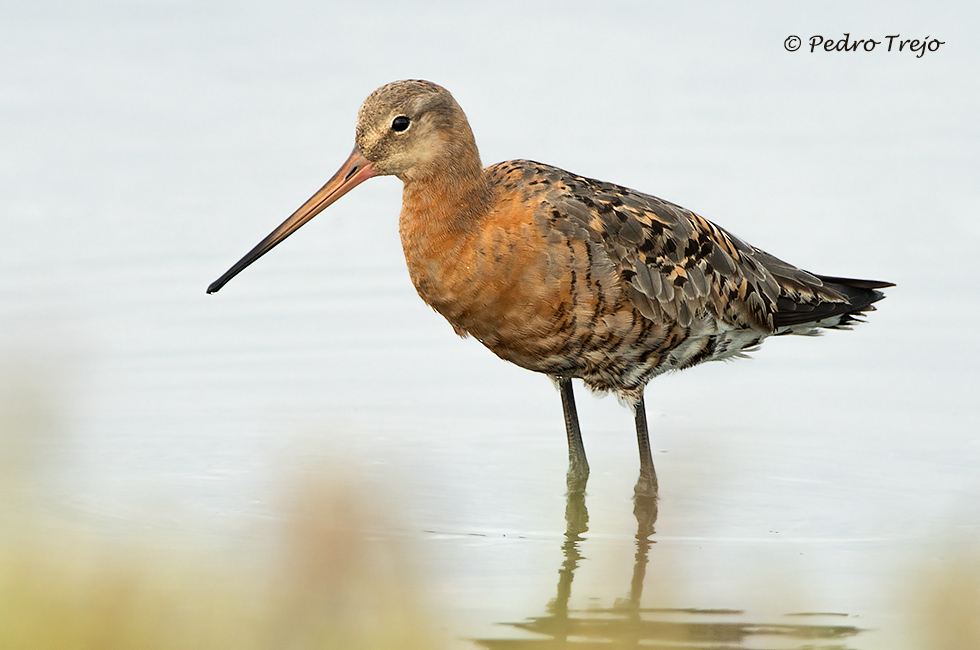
[397,154,494,316]
[399,150,492,242]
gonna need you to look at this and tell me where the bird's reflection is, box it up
[474,491,862,649]
[544,490,589,642]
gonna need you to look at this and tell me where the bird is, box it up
[207,79,892,501]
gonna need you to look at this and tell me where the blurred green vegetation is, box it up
[0,372,437,650]
[0,480,438,650]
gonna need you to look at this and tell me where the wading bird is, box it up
[208,80,891,501]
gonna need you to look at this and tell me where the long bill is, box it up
[207,146,378,294]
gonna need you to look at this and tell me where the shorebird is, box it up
[208,80,891,500]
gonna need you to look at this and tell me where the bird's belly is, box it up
[434,267,766,398]
[474,309,761,400]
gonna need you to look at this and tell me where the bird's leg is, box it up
[633,392,659,501]
[557,376,589,494]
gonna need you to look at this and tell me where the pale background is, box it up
[2,2,978,648]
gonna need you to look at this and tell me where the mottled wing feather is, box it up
[492,160,888,336]
[527,162,792,331]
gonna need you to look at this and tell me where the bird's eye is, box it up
[391,115,411,132]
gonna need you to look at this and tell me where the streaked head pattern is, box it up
[354,80,481,181]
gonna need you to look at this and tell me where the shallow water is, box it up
[2,2,979,648]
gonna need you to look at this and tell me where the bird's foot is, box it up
[633,471,659,531]
[566,460,590,496]
[633,470,658,501]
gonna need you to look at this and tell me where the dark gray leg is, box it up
[557,376,589,494]
[633,392,658,500]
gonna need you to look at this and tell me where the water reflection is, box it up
[545,491,589,643]
[475,493,863,649]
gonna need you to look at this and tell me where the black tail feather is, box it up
[810,275,895,291]
[774,275,893,328]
